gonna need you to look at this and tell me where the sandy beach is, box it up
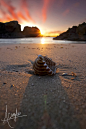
[0,43,86,129]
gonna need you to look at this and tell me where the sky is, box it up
[0,0,86,36]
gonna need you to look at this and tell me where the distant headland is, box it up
[53,22,86,41]
[0,20,42,38]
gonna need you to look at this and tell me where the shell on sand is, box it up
[33,55,56,75]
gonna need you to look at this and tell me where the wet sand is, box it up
[0,43,86,129]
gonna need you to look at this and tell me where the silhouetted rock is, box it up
[0,21,41,38]
[0,21,24,38]
[53,22,86,41]
[23,26,41,37]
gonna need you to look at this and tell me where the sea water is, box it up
[0,37,86,44]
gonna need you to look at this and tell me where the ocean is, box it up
[0,37,86,44]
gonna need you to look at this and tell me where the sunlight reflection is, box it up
[41,38,45,44]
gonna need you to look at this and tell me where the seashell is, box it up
[33,55,56,75]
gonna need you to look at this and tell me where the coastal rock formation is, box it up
[0,20,41,38]
[0,21,24,38]
[23,26,41,37]
[53,22,86,41]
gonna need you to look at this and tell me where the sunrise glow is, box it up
[0,0,86,37]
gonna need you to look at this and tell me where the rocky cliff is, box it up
[53,22,86,41]
[23,26,41,37]
[0,21,41,38]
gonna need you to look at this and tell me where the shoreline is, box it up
[0,37,86,47]
[0,42,86,48]
[0,43,86,129]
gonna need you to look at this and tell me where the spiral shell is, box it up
[33,55,56,75]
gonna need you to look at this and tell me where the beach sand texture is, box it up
[0,43,86,129]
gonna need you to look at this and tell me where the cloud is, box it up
[0,0,35,24]
[0,2,13,22]
[58,0,65,8]
[42,0,65,22]
[21,0,35,23]
[73,2,80,8]
[42,0,50,22]
[17,11,28,21]
[62,2,79,17]
[62,9,70,16]
[0,0,18,20]
[0,9,12,21]
[48,30,62,34]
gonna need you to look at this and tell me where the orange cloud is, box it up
[0,0,36,24]
[0,0,18,20]
[42,0,57,22]
[17,11,28,21]
[0,8,12,22]
[62,9,70,16]
[21,0,35,23]
[42,0,50,22]
[5,14,12,21]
